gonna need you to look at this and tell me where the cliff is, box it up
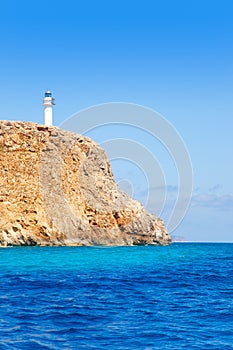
[0,121,171,246]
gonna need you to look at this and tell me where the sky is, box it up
[1,0,233,241]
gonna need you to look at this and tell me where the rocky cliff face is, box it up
[0,121,171,246]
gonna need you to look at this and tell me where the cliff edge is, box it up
[0,121,171,246]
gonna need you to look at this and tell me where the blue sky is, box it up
[1,0,233,241]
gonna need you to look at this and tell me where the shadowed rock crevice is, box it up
[0,121,171,246]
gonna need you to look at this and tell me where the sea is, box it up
[0,243,233,349]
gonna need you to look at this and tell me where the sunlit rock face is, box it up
[0,121,171,246]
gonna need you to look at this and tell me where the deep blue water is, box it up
[0,243,233,349]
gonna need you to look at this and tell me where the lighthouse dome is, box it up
[44,90,52,97]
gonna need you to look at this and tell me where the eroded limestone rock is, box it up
[0,121,171,246]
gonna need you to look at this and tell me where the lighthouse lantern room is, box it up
[43,90,55,126]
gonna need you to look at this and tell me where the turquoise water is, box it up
[0,243,233,349]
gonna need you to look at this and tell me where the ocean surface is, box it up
[0,243,233,349]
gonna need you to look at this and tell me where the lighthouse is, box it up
[43,90,55,126]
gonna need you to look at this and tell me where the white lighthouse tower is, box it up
[43,90,55,126]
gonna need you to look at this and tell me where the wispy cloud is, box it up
[166,185,179,192]
[191,193,233,211]
[208,184,223,193]
[138,185,178,197]
[131,182,233,213]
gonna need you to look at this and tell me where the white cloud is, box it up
[191,193,233,211]
[208,184,223,193]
